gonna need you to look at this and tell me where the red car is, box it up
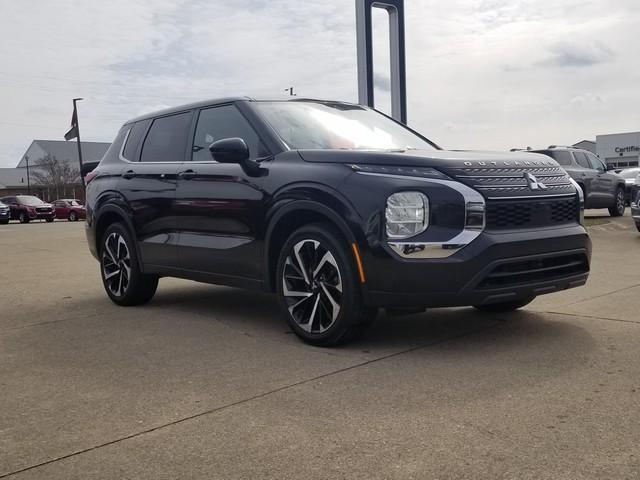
[0,195,56,223]
[52,199,86,221]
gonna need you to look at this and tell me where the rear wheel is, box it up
[609,187,625,217]
[68,211,77,222]
[45,217,54,223]
[276,223,375,346]
[474,297,535,313]
[100,223,158,306]
[18,212,29,224]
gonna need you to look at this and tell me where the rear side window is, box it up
[140,112,192,163]
[191,105,268,162]
[122,120,151,161]
[573,152,592,169]
[546,150,572,166]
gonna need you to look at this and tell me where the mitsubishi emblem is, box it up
[524,172,547,190]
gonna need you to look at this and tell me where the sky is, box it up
[0,0,639,167]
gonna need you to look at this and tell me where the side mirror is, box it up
[209,138,250,164]
[606,164,615,171]
[81,161,99,176]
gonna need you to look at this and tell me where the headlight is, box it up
[386,192,429,239]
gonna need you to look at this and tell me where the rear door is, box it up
[175,103,270,282]
[586,152,616,204]
[572,151,600,206]
[117,112,193,269]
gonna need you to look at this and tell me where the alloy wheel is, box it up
[282,239,343,334]
[616,190,625,213]
[102,232,132,297]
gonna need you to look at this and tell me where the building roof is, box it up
[0,167,30,189]
[16,140,110,168]
[573,140,595,146]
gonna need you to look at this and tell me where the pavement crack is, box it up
[563,282,640,307]
[0,322,499,479]
[534,309,640,325]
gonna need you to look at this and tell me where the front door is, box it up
[175,103,270,282]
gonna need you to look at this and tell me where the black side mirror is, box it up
[209,138,250,164]
[81,161,99,176]
[606,164,615,171]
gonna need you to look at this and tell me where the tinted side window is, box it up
[586,153,605,172]
[192,105,267,162]
[573,152,591,169]
[547,150,572,166]
[122,120,151,161]
[140,112,192,163]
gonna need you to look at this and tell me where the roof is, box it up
[0,167,30,189]
[573,140,595,145]
[16,140,111,168]
[124,96,360,125]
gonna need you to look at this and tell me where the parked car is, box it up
[0,195,55,223]
[617,167,640,205]
[52,199,86,221]
[631,172,640,232]
[0,200,10,224]
[84,98,591,346]
[527,146,626,216]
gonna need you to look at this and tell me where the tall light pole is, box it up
[25,155,30,194]
[72,98,85,189]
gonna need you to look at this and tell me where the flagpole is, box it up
[72,98,85,189]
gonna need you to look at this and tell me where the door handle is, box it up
[178,169,197,180]
[121,170,136,179]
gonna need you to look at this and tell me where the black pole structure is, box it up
[25,155,30,194]
[72,98,85,189]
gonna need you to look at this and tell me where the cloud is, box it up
[538,41,615,68]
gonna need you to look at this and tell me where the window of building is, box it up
[140,112,192,163]
[191,105,268,162]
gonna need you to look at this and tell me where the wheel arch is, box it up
[94,204,143,269]
[263,200,363,294]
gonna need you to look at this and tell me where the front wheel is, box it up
[45,217,54,223]
[68,211,77,222]
[609,187,625,217]
[18,212,29,224]
[276,223,375,347]
[635,222,640,233]
[474,297,535,313]
[100,223,158,306]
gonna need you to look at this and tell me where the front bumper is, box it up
[363,224,591,308]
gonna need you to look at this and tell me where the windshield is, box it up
[17,196,45,206]
[255,101,438,151]
[619,168,640,179]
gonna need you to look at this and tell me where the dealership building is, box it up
[595,132,640,169]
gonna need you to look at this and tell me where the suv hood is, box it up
[297,148,557,168]
[298,149,576,200]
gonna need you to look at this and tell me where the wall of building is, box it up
[596,132,640,168]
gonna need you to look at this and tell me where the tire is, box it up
[609,187,625,217]
[100,222,158,306]
[635,222,640,233]
[0,220,8,225]
[45,217,54,223]
[18,212,29,224]
[276,223,376,347]
[68,211,77,222]
[474,297,535,313]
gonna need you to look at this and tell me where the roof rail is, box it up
[548,145,577,149]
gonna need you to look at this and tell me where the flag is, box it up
[64,104,78,141]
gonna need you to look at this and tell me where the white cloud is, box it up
[0,0,639,166]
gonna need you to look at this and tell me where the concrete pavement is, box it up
[1,212,639,479]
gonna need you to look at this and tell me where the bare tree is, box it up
[30,154,80,199]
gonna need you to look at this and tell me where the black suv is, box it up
[527,147,626,216]
[85,98,591,346]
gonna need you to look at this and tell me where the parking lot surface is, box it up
[1,213,639,479]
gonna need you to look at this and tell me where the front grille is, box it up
[478,253,589,290]
[486,197,579,230]
[441,165,575,199]
[36,207,51,213]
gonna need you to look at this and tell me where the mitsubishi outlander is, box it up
[84,98,591,346]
